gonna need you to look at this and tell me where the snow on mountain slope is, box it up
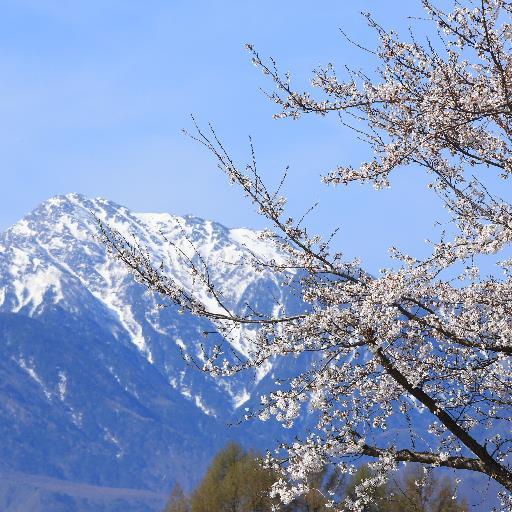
[0,193,295,417]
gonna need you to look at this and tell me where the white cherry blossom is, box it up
[100,1,512,509]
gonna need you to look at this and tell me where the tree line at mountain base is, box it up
[164,443,468,512]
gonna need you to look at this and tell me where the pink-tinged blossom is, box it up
[100,1,512,510]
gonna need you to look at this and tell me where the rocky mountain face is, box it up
[0,193,303,512]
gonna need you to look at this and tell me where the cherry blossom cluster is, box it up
[100,1,512,510]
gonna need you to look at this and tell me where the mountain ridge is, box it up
[0,193,294,414]
[0,193,302,511]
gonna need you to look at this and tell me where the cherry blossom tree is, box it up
[100,1,512,509]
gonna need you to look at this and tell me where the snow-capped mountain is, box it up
[1,193,296,414]
[0,193,301,511]
[0,194,499,511]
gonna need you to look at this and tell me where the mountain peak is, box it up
[0,192,291,413]
[33,193,129,220]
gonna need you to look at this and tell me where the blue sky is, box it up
[0,1,452,273]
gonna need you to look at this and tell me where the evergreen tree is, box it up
[292,466,346,512]
[344,465,387,512]
[350,465,469,512]
[164,483,190,512]
[190,442,278,512]
[386,466,468,512]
